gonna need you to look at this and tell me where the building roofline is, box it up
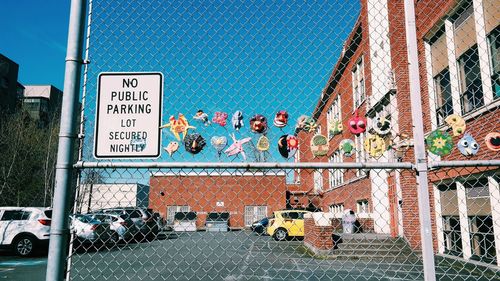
[151,171,287,177]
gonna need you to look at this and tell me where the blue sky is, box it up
[0,1,360,166]
[0,1,70,89]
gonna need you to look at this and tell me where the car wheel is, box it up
[13,236,36,257]
[273,228,288,241]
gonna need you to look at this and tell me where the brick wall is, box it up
[304,217,334,254]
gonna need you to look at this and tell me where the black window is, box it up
[434,68,453,125]
[458,45,484,113]
[1,210,31,221]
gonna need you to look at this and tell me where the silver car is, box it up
[90,213,138,242]
[70,214,111,245]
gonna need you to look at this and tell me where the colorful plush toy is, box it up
[184,133,206,155]
[193,110,210,126]
[211,136,228,156]
[278,135,298,159]
[364,134,386,158]
[164,141,179,156]
[348,110,366,135]
[160,113,196,141]
[212,112,229,127]
[250,114,268,134]
[225,133,252,161]
[328,119,343,137]
[339,139,355,157]
[457,133,480,156]
[485,132,500,151]
[256,135,270,152]
[425,130,453,156]
[273,111,289,128]
[444,114,466,136]
[231,111,244,130]
[296,115,318,133]
[310,134,329,157]
[372,115,391,135]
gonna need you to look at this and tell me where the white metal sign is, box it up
[94,72,163,158]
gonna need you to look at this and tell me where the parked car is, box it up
[93,207,159,239]
[70,214,111,245]
[0,207,52,256]
[173,212,197,232]
[267,210,311,241]
[90,213,138,242]
[250,217,269,235]
[205,212,229,232]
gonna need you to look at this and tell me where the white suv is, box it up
[0,207,52,256]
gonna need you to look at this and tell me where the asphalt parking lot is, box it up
[1,231,498,281]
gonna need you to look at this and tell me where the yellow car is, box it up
[267,210,311,241]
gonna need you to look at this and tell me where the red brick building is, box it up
[296,0,499,266]
[149,171,286,228]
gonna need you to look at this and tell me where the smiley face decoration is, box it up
[444,114,466,136]
[310,134,329,157]
[328,119,343,137]
[457,133,480,156]
[250,114,268,134]
[278,135,298,159]
[485,132,500,151]
[348,110,366,135]
[364,134,386,158]
[256,135,270,152]
[339,139,355,157]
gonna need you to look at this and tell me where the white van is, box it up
[0,207,52,256]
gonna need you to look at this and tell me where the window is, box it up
[464,178,490,199]
[443,216,463,256]
[329,151,344,188]
[327,95,342,139]
[488,27,500,98]
[313,170,323,193]
[458,45,484,113]
[1,210,31,221]
[352,58,365,108]
[355,133,367,176]
[434,68,453,125]
[356,200,370,214]
[244,206,267,226]
[166,205,190,224]
[329,204,344,214]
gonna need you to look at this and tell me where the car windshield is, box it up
[75,214,100,224]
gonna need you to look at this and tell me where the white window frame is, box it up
[354,133,367,177]
[327,95,342,139]
[166,205,190,225]
[329,204,344,218]
[328,150,344,189]
[313,169,323,193]
[352,58,366,108]
[356,199,370,214]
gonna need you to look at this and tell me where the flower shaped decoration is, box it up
[444,114,466,136]
[372,115,391,135]
[164,141,179,156]
[425,130,453,156]
[339,139,355,157]
[225,133,252,161]
[457,133,479,156]
[364,134,386,158]
[212,112,229,127]
[231,111,244,131]
[184,133,206,155]
[250,114,268,134]
[273,111,289,128]
[278,135,298,159]
[193,110,211,126]
[348,110,366,135]
[485,132,500,151]
[160,113,196,141]
[296,115,318,133]
[256,135,270,152]
[211,136,228,156]
[310,134,329,157]
[328,119,343,137]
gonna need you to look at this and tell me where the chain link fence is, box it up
[1,0,498,280]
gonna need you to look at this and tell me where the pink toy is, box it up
[224,133,252,161]
[212,112,229,127]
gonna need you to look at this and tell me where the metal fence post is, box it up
[45,1,87,280]
[403,0,436,280]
